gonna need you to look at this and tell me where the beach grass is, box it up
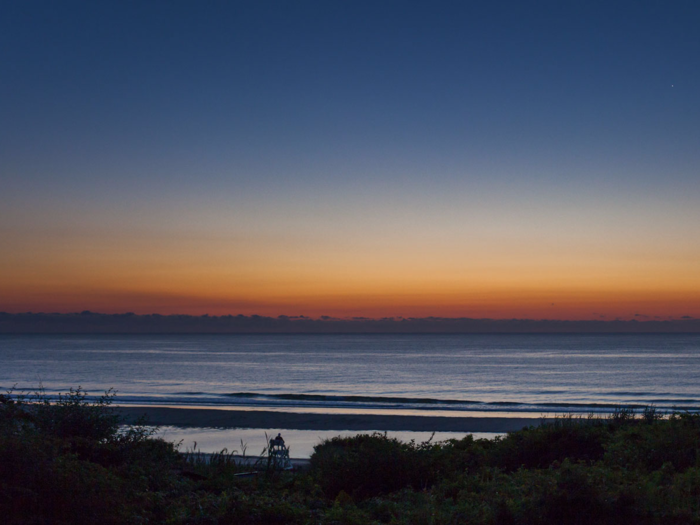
[2,388,700,524]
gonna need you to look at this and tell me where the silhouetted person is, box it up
[270,433,285,448]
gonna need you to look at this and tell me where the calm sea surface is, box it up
[1,333,699,416]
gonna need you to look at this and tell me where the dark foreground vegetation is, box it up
[2,390,700,524]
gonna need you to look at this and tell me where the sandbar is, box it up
[117,406,550,432]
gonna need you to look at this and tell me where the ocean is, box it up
[2,333,699,416]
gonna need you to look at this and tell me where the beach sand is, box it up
[117,406,550,433]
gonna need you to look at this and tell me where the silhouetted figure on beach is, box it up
[268,433,292,470]
[270,433,285,449]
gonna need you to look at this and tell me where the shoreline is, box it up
[117,406,551,432]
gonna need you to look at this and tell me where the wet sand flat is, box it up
[117,406,550,432]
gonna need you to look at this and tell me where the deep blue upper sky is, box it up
[3,0,698,192]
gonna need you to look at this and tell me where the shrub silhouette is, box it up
[31,387,121,441]
[489,417,610,470]
[3,392,700,524]
[0,387,179,524]
[604,412,700,472]
[311,432,436,499]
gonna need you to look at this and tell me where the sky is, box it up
[1,0,699,320]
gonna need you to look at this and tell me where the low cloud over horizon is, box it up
[2,311,699,334]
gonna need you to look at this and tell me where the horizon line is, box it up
[2,310,700,335]
[1,311,697,322]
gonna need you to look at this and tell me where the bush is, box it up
[488,417,610,470]
[0,387,184,524]
[604,413,700,472]
[31,387,121,441]
[310,433,436,499]
[3,391,700,524]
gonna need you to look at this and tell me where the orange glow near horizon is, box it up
[2,249,699,320]
[2,287,699,321]
[3,191,699,321]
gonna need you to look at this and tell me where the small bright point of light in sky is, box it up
[1,0,699,320]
